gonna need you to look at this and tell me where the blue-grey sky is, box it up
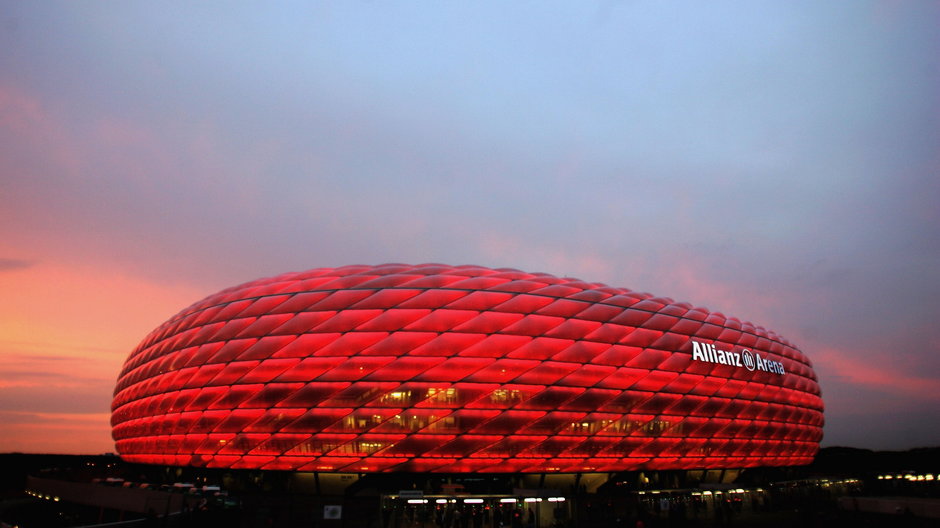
[1,1,938,453]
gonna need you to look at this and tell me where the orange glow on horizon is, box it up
[0,259,208,454]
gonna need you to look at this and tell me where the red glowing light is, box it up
[111,263,824,472]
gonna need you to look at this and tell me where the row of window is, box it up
[115,433,820,459]
[113,407,823,442]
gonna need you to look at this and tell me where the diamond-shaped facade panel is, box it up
[111,263,824,472]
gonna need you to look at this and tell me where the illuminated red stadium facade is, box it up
[111,263,824,473]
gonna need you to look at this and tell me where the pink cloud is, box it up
[0,260,210,453]
[813,345,940,400]
[0,84,83,180]
[0,411,114,454]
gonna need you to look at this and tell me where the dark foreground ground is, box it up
[2,494,939,528]
[8,496,939,528]
[631,508,937,528]
[1,449,938,528]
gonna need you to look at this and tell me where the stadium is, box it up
[106,263,824,525]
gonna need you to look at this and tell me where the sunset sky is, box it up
[1,2,938,454]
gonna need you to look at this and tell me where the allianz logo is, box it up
[690,340,786,375]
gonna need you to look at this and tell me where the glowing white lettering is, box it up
[689,340,785,375]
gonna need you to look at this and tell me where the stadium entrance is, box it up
[380,493,570,528]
